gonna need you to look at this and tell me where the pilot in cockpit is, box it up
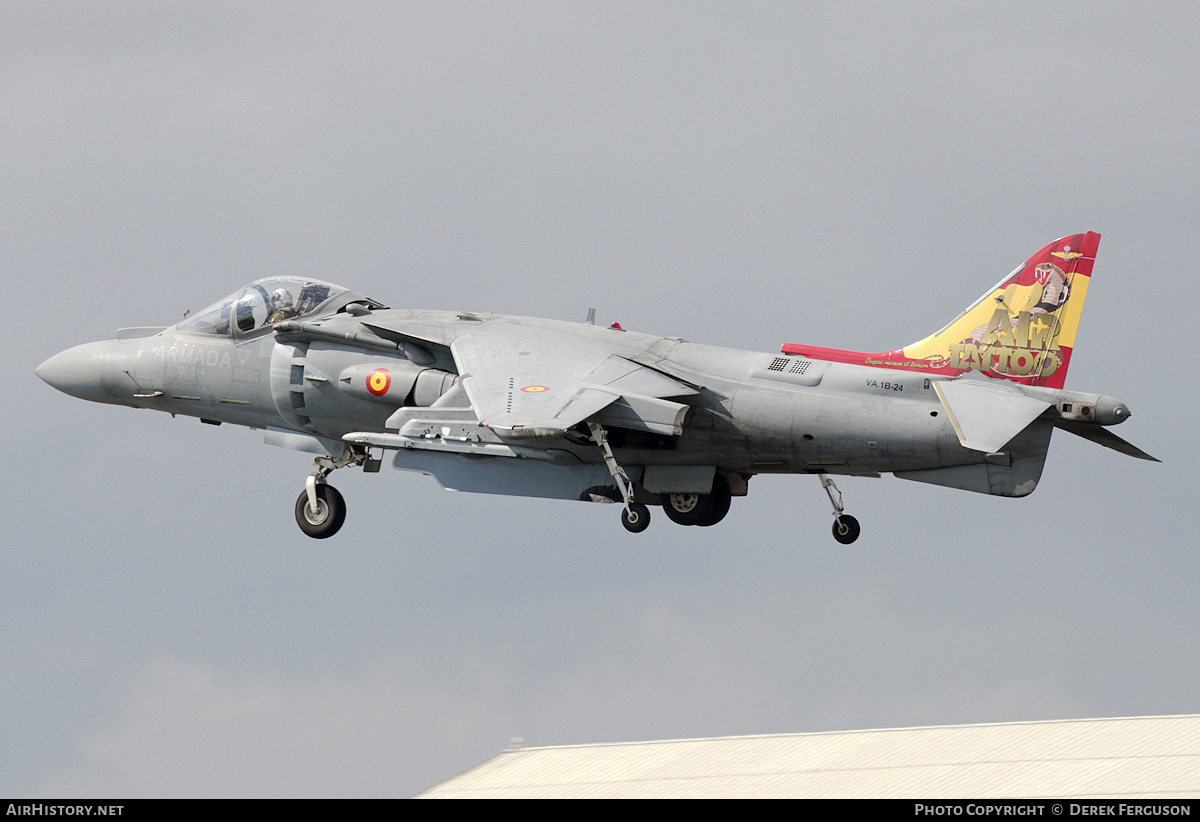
[267,288,299,324]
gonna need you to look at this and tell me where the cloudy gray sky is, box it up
[5,1,1197,797]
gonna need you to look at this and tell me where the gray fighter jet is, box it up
[36,232,1154,542]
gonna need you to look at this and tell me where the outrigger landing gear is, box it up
[294,447,371,539]
[621,503,651,533]
[588,422,650,533]
[819,473,861,545]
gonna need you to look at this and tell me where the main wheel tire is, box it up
[696,475,733,527]
[295,484,347,539]
[832,514,860,545]
[621,502,651,533]
[662,491,715,526]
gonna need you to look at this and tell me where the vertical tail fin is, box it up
[902,231,1099,388]
[782,232,1100,389]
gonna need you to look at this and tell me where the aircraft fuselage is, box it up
[40,311,1043,480]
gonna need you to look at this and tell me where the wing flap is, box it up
[593,394,689,436]
[472,385,621,439]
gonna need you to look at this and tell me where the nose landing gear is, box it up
[293,447,373,539]
[296,481,346,539]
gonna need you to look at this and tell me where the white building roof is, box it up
[414,715,1200,798]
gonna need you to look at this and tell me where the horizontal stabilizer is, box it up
[1052,419,1160,462]
[933,377,1051,453]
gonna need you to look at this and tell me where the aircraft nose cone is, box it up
[36,341,118,403]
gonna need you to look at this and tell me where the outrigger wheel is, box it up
[819,473,860,545]
[832,514,860,545]
[587,421,655,535]
[621,502,651,533]
[295,483,346,539]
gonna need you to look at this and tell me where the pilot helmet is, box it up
[270,288,294,310]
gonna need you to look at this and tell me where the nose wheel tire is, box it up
[295,484,346,539]
[621,503,651,533]
[832,514,860,545]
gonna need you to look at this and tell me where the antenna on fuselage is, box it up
[585,308,596,325]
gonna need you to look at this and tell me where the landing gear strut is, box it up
[588,422,650,533]
[819,473,861,545]
[293,447,370,539]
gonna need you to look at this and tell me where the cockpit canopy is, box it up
[177,278,355,337]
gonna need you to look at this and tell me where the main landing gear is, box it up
[293,447,375,539]
[662,474,732,528]
[819,473,860,544]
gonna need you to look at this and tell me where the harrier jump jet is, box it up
[36,232,1154,542]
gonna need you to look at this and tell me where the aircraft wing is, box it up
[449,321,699,439]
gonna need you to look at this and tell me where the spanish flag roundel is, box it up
[367,368,391,396]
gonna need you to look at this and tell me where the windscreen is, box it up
[177,278,348,336]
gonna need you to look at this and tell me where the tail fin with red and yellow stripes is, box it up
[782,232,1100,389]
